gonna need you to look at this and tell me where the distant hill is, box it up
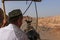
[38,16,60,28]
[22,16,60,28]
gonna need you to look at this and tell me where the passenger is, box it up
[0,8,7,28]
[0,9,29,40]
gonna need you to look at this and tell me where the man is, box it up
[0,9,29,40]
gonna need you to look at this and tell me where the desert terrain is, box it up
[21,16,60,40]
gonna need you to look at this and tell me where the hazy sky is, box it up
[0,0,60,17]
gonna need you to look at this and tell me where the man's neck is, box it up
[10,23,20,28]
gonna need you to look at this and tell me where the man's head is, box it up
[0,8,4,27]
[8,9,23,27]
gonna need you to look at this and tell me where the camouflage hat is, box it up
[9,9,23,18]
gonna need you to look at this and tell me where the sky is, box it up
[0,0,60,17]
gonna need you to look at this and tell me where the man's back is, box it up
[0,24,29,40]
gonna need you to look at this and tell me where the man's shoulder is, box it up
[0,26,7,30]
[0,26,13,32]
[16,29,27,36]
[16,29,25,35]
